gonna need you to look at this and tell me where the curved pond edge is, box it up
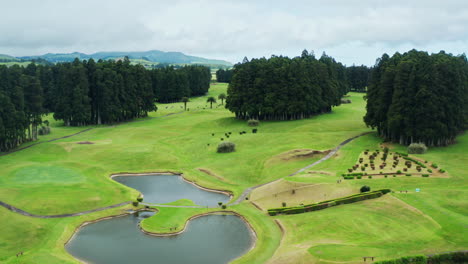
[65,209,257,264]
[109,171,234,202]
[64,208,156,264]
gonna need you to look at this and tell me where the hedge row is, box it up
[268,189,391,216]
[374,251,467,264]
[395,152,408,157]
[402,156,427,168]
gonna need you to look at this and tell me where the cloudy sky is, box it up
[1,0,467,65]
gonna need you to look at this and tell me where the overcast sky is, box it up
[1,0,467,66]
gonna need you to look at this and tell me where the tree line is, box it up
[346,65,370,92]
[364,50,468,146]
[225,50,349,120]
[216,68,234,83]
[0,58,211,151]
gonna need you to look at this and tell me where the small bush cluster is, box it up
[247,119,259,127]
[38,126,51,135]
[137,197,143,202]
[407,143,428,154]
[217,142,236,153]
[360,185,371,193]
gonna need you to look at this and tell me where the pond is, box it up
[66,174,253,264]
[113,174,230,206]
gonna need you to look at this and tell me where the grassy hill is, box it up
[0,84,466,263]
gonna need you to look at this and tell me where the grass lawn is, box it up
[0,84,466,264]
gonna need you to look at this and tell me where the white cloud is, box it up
[0,0,467,65]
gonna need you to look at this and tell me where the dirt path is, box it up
[0,201,132,218]
[231,132,373,205]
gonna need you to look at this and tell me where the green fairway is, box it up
[0,84,466,263]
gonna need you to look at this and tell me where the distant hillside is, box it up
[0,54,20,62]
[16,50,232,67]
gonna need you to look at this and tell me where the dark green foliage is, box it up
[346,65,371,92]
[408,143,428,154]
[268,189,389,216]
[422,174,430,177]
[226,50,349,120]
[252,128,258,133]
[206,97,216,109]
[439,169,446,173]
[360,185,371,192]
[432,163,439,168]
[132,201,139,207]
[38,126,51,135]
[216,68,233,83]
[373,251,468,264]
[218,93,226,105]
[217,142,235,153]
[221,204,227,209]
[218,202,223,206]
[137,197,143,202]
[364,50,468,146]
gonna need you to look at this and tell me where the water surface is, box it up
[113,174,230,206]
[66,212,253,264]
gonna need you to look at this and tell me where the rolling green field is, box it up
[0,83,466,263]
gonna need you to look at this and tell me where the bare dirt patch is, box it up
[77,141,94,145]
[275,149,331,161]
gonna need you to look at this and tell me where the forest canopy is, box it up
[0,58,211,151]
[225,51,349,120]
[364,50,468,146]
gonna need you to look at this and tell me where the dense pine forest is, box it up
[225,51,349,120]
[364,50,468,146]
[346,65,370,92]
[0,58,210,152]
[216,68,234,83]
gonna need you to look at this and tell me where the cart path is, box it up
[0,201,132,218]
[231,132,373,205]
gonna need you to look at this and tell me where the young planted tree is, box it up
[207,97,217,109]
[181,97,190,111]
[218,93,226,105]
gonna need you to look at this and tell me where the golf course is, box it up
[0,80,466,263]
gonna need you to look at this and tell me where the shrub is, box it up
[397,170,402,174]
[217,142,236,153]
[368,175,373,179]
[221,204,227,209]
[360,185,371,193]
[406,174,412,176]
[38,126,51,135]
[218,202,223,206]
[393,175,396,177]
[431,163,438,168]
[408,143,428,154]
[385,175,388,178]
[137,197,143,202]
[247,119,259,127]
[439,169,446,173]
[357,176,362,179]
[132,201,139,207]
[282,202,287,207]
[252,128,258,133]
[422,174,429,177]
[428,169,433,173]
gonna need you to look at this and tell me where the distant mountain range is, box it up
[1,50,233,67]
